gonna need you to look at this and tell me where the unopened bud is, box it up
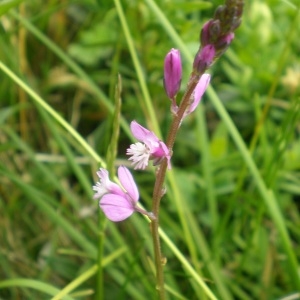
[230,18,242,32]
[214,5,226,21]
[214,0,244,34]
[215,32,235,57]
[163,48,182,99]
[200,20,221,46]
[193,45,215,74]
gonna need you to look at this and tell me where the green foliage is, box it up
[0,0,300,299]
[0,0,23,17]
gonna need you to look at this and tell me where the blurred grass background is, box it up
[0,0,300,299]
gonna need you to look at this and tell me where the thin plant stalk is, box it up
[150,74,201,299]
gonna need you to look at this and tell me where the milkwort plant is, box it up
[93,0,244,299]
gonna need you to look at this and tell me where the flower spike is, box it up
[193,0,244,74]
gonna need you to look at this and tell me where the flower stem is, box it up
[151,218,166,300]
[150,72,202,299]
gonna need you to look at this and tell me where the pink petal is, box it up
[130,121,151,141]
[189,73,211,113]
[95,168,124,196]
[151,141,171,169]
[118,166,139,202]
[151,141,169,157]
[100,194,134,222]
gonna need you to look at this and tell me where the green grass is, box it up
[1,0,300,299]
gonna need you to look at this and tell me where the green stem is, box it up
[96,217,105,300]
[150,219,166,300]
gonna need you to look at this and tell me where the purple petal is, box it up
[130,121,150,141]
[152,141,172,169]
[118,166,139,202]
[130,121,160,148]
[189,73,211,114]
[95,168,123,196]
[100,194,135,222]
[151,140,169,158]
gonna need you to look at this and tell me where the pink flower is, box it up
[93,166,139,222]
[184,73,210,117]
[126,121,171,170]
[163,48,182,100]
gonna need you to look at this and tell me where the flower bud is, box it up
[215,32,235,57]
[230,18,242,32]
[200,20,221,46]
[163,48,182,99]
[193,44,215,74]
[214,5,226,20]
[214,0,244,35]
[200,20,213,46]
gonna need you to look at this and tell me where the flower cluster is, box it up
[94,54,210,222]
[93,0,242,222]
[193,0,243,74]
[93,120,171,222]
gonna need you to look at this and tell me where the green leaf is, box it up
[210,122,228,159]
[0,0,23,17]
[0,279,74,300]
[167,1,212,13]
